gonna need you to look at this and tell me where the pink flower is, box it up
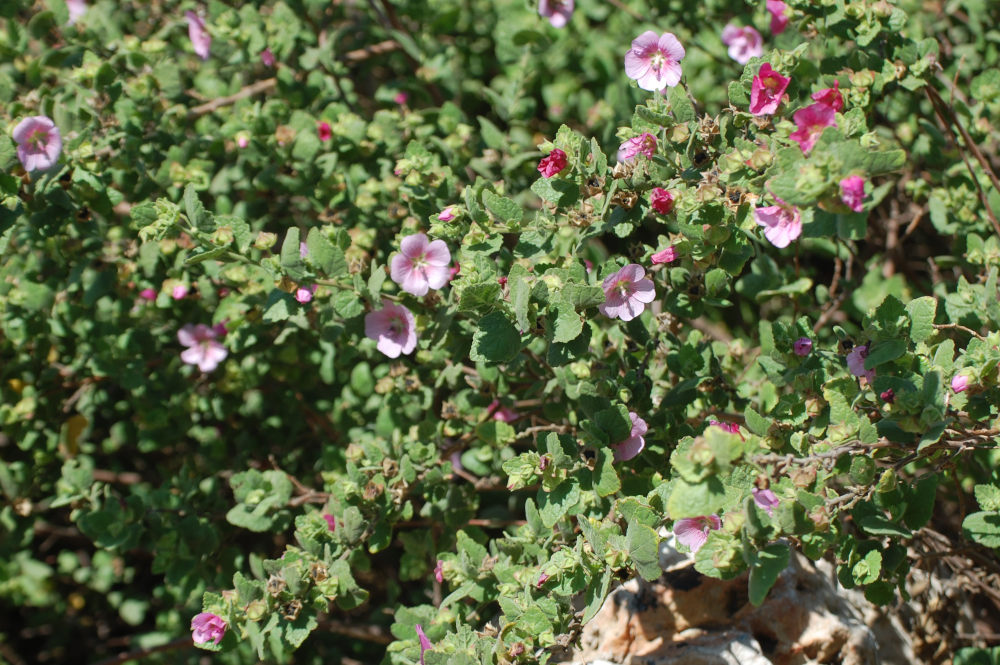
[260,47,275,67]
[720,24,763,65]
[617,133,657,162]
[437,206,456,222]
[536,572,550,587]
[952,374,969,393]
[138,288,157,301]
[449,262,460,279]
[766,0,790,34]
[364,301,418,358]
[651,246,678,264]
[847,345,876,383]
[650,188,674,214]
[390,233,452,296]
[749,63,790,116]
[794,337,812,356]
[171,284,189,300]
[599,264,655,321]
[537,148,568,177]
[415,624,433,665]
[710,420,741,437]
[613,412,648,462]
[236,135,249,149]
[752,488,780,516]
[754,198,802,248]
[790,102,837,155]
[191,612,227,645]
[322,513,336,531]
[185,11,211,60]
[538,0,574,28]
[488,399,520,423]
[839,175,865,213]
[624,31,686,91]
[812,81,844,111]
[67,0,87,24]
[318,121,332,142]
[178,324,228,372]
[295,285,317,304]
[674,515,721,553]
[13,116,61,172]
[434,560,444,583]
[393,91,409,105]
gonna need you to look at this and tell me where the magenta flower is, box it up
[952,374,970,393]
[766,0,790,34]
[67,0,87,24]
[365,301,417,358]
[617,133,657,162]
[415,624,433,665]
[793,337,813,356]
[191,612,227,645]
[613,412,648,462]
[812,81,844,111]
[839,175,865,213]
[138,288,157,301]
[434,560,444,583]
[790,103,837,155]
[624,31,686,91]
[752,489,780,516]
[749,63,790,116]
[651,246,678,265]
[390,233,452,296]
[260,47,276,67]
[185,11,211,60]
[322,513,336,531]
[13,116,61,173]
[394,91,409,105]
[437,206,456,222]
[599,264,656,321]
[538,148,568,177]
[318,121,332,142]
[754,198,802,248]
[538,0,574,28]
[710,420,742,437]
[674,515,721,553]
[650,188,674,214]
[720,24,763,65]
[295,285,317,304]
[536,572,550,587]
[847,345,876,383]
[178,324,228,373]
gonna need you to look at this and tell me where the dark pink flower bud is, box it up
[536,572,549,587]
[317,121,332,142]
[651,246,678,265]
[434,560,443,583]
[537,148,567,178]
[260,47,276,67]
[880,388,895,403]
[650,188,674,214]
[322,513,336,531]
[793,337,812,356]
[191,612,227,644]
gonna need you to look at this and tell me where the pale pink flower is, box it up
[437,206,456,222]
[617,133,657,162]
[364,301,417,358]
[185,11,211,60]
[322,513,336,531]
[260,47,275,67]
[812,81,844,111]
[650,188,674,214]
[67,0,87,24]
[390,233,452,296]
[952,374,969,393]
[752,488,780,516]
[674,515,721,553]
[434,560,444,583]
[754,198,802,248]
[847,345,876,383]
[766,0,790,34]
[721,24,763,65]
[295,285,316,304]
[539,0,574,28]
[624,31,685,91]
[839,175,865,213]
[13,116,61,172]
[790,102,837,155]
[651,246,678,264]
[178,324,228,372]
[415,624,433,665]
[613,412,648,462]
[171,284,189,300]
[599,264,655,321]
[236,134,249,149]
[191,612,227,644]
[537,148,568,177]
[749,63,790,116]
[487,399,520,423]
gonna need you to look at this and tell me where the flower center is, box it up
[649,50,666,73]
[389,315,404,335]
[615,279,632,296]
[28,129,48,149]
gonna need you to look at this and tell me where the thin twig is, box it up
[187,78,278,120]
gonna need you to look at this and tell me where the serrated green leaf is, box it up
[470,312,521,364]
[482,190,522,224]
[592,447,620,497]
[963,511,1000,548]
[626,521,660,581]
[551,303,583,343]
[748,543,789,606]
[307,228,347,277]
[538,479,581,528]
[906,296,937,344]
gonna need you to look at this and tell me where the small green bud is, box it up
[254,232,277,250]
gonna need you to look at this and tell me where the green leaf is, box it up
[592,447,621,497]
[482,190,522,224]
[864,339,905,369]
[668,86,696,123]
[470,312,521,364]
[581,568,612,624]
[561,284,605,309]
[184,246,228,265]
[963,511,1000,548]
[626,521,661,581]
[667,478,726,519]
[551,303,583,343]
[537,479,581,528]
[743,406,771,437]
[857,514,912,538]
[306,228,347,277]
[748,543,789,606]
[183,184,212,231]
[852,550,882,585]
[280,228,307,280]
[975,484,1000,512]
[509,265,531,332]
[367,263,386,301]
[531,177,579,207]
[906,296,937,344]
[903,474,938,529]
[458,282,502,313]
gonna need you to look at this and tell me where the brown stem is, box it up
[187,78,278,120]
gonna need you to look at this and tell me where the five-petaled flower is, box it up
[538,0,574,28]
[650,188,675,214]
[790,102,837,155]
[794,337,813,356]
[185,11,211,60]
[673,515,722,554]
[537,148,568,177]
[617,133,657,162]
[624,31,686,91]
[13,116,61,173]
[415,624,433,665]
[365,301,418,358]
[846,345,876,384]
[178,324,228,373]
[651,246,678,265]
[754,198,802,248]
[752,488,780,516]
[749,63,791,116]
[191,612,227,645]
[766,0,790,34]
[721,24,763,65]
[390,233,452,296]
[839,175,865,213]
[599,263,656,321]
[812,81,844,111]
[613,412,648,462]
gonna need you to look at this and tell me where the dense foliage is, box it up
[3,0,1000,663]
